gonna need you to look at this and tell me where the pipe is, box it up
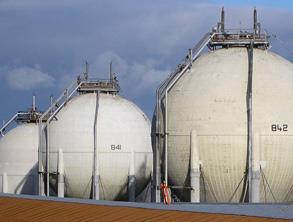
[57,149,65,198]
[0,114,18,136]
[161,33,215,191]
[38,121,44,195]
[92,91,100,200]
[46,123,50,196]
[38,80,82,196]
[247,42,254,202]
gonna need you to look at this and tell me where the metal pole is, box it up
[38,120,44,195]
[128,149,136,202]
[57,149,65,198]
[247,41,254,202]
[46,123,50,196]
[190,130,200,202]
[92,91,100,200]
[152,89,162,202]
[152,32,214,202]
[164,92,168,186]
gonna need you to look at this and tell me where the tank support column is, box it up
[1,172,8,193]
[252,133,261,202]
[128,150,136,202]
[190,130,200,202]
[57,149,65,198]
[152,143,161,202]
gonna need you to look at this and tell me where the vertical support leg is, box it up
[57,149,65,198]
[252,133,260,202]
[2,172,8,193]
[151,142,161,202]
[190,130,200,202]
[128,150,136,202]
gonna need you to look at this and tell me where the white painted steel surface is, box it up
[0,124,38,194]
[44,93,152,200]
[157,47,293,202]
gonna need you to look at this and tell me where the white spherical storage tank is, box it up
[155,47,293,203]
[45,92,152,200]
[0,123,38,194]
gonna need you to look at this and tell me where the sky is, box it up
[0,0,292,122]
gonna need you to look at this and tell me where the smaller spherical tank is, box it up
[45,93,152,200]
[0,123,38,194]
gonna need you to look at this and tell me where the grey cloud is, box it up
[89,51,169,96]
[0,1,292,119]
[6,67,55,91]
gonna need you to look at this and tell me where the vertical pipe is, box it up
[221,7,225,32]
[252,133,260,202]
[2,172,8,193]
[57,149,65,198]
[152,91,161,202]
[46,123,50,196]
[92,91,100,200]
[164,92,168,186]
[38,121,44,196]
[128,149,136,202]
[247,42,254,202]
[190,130,200,202]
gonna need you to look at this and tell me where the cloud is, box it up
[6,67,55,91]
[89,51,170,97]
[0,1,292,119]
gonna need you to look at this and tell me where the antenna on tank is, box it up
[217,7,225,32]
[253,7,261,36]
[84,61,89,80]
[110,61,113,82]
[221,7,225,32]
[32,94,36,112]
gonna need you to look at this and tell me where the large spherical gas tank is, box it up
[156,47,293,202]
[46,93,152,200]
[0,124,38,194]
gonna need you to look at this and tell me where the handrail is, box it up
[38,75,83,196]
[0,114,18,137]
[153,32,215,200]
